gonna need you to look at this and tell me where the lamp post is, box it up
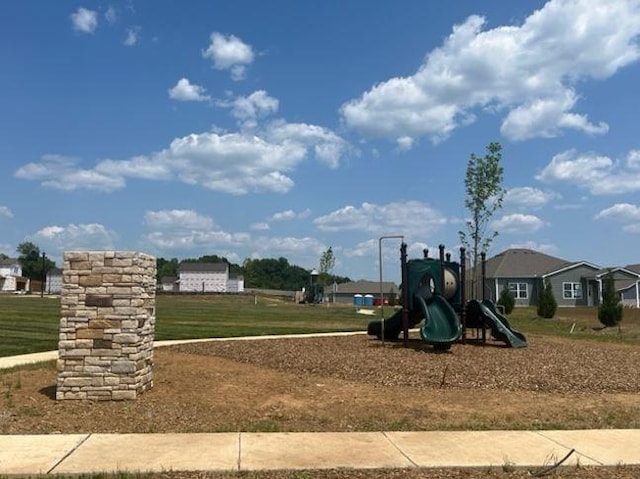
[310,269,319,303]
[41,252,46,298]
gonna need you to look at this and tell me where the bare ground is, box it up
[2,334,640,478]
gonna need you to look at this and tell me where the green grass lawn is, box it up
[0,294,372,357]
[1,293,639,357]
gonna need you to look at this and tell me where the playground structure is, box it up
[367,243,527,349]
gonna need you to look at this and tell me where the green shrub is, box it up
[497,284,515,314]
[598,272,623,327]
[537,279,557,319]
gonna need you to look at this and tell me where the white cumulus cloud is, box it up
[168,78,211,102]
[341,0,640,143]
[70,7,98,34]
[123,26,141,46]
[493,214,545,233]
[595,203,640,233]
[202,32,255,80]
[0,206,13,218]
[32,223,117,256]
[537,149,640,195]
[505,187,560,209]
[144,209,215,231]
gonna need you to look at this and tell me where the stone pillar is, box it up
[56,251,156,400]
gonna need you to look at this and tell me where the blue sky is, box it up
[2,0,640,283]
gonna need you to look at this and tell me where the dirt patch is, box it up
[1,334,640,434]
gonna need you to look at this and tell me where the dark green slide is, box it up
[476,299,527,348]
[416,294,462,350]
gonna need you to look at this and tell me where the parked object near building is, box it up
[329,280,399,305]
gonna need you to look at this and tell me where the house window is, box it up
[563,282,582,299]
[508,282,528,299]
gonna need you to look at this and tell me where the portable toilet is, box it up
[353,294,363,306]
[364,294,374,307]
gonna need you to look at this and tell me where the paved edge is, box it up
[1,431,639,474]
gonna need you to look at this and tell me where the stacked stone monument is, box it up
[56,251,156,400]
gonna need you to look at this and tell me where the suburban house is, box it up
[479,249,640,308]
[0,258,29,293]
[328,280,400,305]
[159,276,179,292]
[176,262,244,293]
[45,267,63,294]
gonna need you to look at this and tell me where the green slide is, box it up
[416,294,462,350]
[474,299,527,348]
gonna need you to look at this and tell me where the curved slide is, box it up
[416,294,462,349]
[469,299,527,348]
[367,309,421,340]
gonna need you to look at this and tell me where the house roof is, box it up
[178,262,228,273]
[484,249,570,278]
[161,276,178,284]
[0,257,20,267]
[334,280,399,295]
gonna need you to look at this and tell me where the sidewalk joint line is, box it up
[532,431,604,466]
[47,433,92,474]
[237,432,242,471]
[382,431,418,467]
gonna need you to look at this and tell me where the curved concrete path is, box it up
[2,335,639,474]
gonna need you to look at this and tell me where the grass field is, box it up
[0,294,372,357]
[1,293,639,357]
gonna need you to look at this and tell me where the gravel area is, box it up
[170,333,640,394]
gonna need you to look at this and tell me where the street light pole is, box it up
[41,252,46,298]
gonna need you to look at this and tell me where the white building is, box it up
[45,267,63,294]
[178,262,230,293]
[227,275,245,293]
[0,258,28,292]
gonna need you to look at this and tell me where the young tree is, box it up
[459,142,506,297]
[498,284,515,314]
[537,279,557,319]
[598,272,623,327]
[319,246,335,286]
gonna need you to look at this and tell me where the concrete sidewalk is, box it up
[1,430,639,475]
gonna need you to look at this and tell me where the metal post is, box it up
[481,251,487,343]
[439,244,446,296]
[400,242,409,348]
[460,247,466,343]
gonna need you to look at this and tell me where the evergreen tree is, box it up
[598,272,623,327]
[497,284,515,314]
[537,279,557,319]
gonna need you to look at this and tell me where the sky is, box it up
[2,0,640,283]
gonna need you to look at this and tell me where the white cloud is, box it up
[537,149,640,195]
[314,201,447,238]
[123,26,141,46]
[144,209,215,231]
[0,206,13,218]
[505,187,560,209]
[70,7,98,34]
[493,214,545,233]
[16,92,350,194]
[202,32,254,80]
[252,236,327,261]
[595,203,640,233]
[265,120,350,169]
[227,90,279,127]
[341,0,640,143]
[14,154,124,192]
[168,78,210,102]
[250,222,270,231]
[270,210,296,222]
[32,224,117,256]
[105,6,117,24]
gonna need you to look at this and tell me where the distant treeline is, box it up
[157,255,351,291]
